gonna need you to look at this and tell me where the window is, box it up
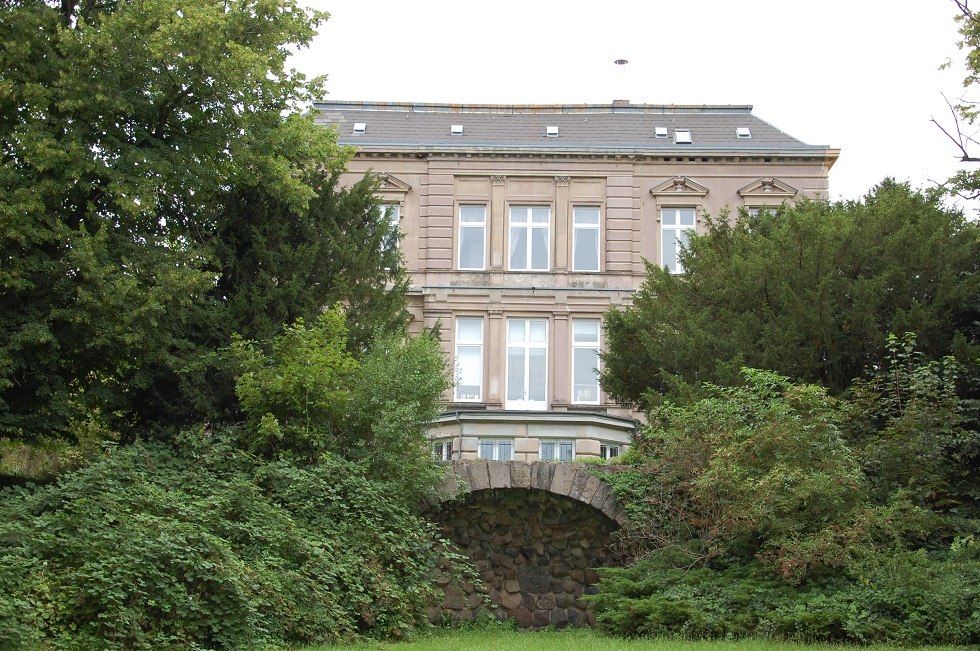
[600,444,620,460]
[451,124,464,135]
[746,206,776,218]
[433,440,453,461]
[478,439,513,461]
[458,205,486,270]
[736,127,752,139]
[506,318,548,410]
[454,317,483,402]
[674,129,692,144]
[540,440,574,461]
[380,203,400,248]
[509,206,550,271]
[572,319,600,404]
[654,126,668,138]
[661,207,696,273]
[546,126,559,137]
[352,122,366,134]
[572,207,600,272]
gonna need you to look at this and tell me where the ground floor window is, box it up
[433,440,453,461]
[600,444,621,460]
[478,439,513,461]
[540,440,574,462]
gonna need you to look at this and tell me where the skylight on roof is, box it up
[654,127,668,138]
[674,129,692,144]
[736,127,751,139]
[352,122,366,134]
[451,124,464,135]
[546,126,559,137]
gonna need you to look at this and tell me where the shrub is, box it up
[589,545,980,645]
[0,437,447,649]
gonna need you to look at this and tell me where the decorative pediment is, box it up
[375,172,412,194]
[649,176,709,198]
[738,177,798,200]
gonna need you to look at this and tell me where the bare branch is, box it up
[931,92,980,161]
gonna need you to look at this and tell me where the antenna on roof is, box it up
[613,59,629,107]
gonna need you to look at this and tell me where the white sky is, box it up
[290,1,977,207]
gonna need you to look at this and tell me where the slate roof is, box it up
[313,101,836,157]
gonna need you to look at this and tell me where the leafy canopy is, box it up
[0,0,353,443]
[602,179,980,408]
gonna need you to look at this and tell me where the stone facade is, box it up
[316,101,837,464]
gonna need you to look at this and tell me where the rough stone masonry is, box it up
[429,461,624,629]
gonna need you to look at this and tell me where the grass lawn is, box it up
[306,628,970,651]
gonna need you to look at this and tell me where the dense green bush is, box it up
[589,541,980,645]
[593,365,979,645]
[0,437,446,650]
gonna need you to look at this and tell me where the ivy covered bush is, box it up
[0,438,446,650]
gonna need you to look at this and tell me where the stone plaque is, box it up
[517,566,552,593]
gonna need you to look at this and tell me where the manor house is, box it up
[315,100,838,462]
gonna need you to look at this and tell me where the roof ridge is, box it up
[314,100,755,114]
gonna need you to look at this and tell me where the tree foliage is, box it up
[231,307,450,501]
[602,180,980,408]
[0,0,349,443]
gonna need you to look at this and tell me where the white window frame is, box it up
[379,203,400,249]
[540,440,575,462]
[508,206,550,271]
[746,206,777,218]
[572,206,601,272]
[571,319,601,405]
[660,207,697,274]
[458,204,487,270]
[433,440,454,461]
[505,318,549,410]
[600,444,621,461]
[478,439,514,461]
[454,317,484,402]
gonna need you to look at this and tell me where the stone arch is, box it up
[434,461,626,525]
[429,462,626,629]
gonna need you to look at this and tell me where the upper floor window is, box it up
[572,206,600,272]
[380,203,400,248]
[661,207,696,273]
[506,318,548,410]
[540,440,574,462]
[572,319,600,404]
[458,205,486,270]
[454,317,483,402]
[509,206,550,271]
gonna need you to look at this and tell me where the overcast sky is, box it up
[290,1,976,207]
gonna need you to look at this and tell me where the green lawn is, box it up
[307,628,969,651]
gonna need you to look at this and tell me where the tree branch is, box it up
[931,92,980,161]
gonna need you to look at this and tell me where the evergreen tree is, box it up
[602,180,980,407]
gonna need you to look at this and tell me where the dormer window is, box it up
[674,129,692,144]
[546,126,559,137]
[736,127,751,139]
[352,122,366,134]
[451,124,464,135]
